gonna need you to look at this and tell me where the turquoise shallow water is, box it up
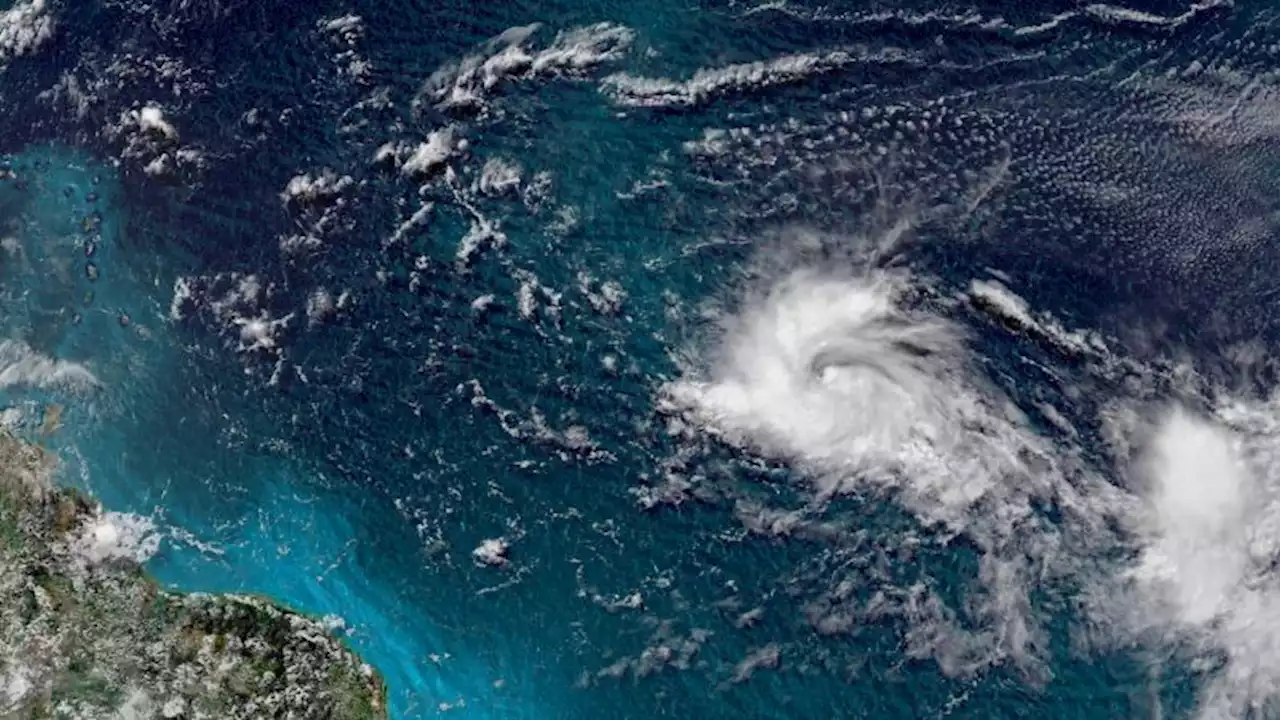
[4,0,1280,718]
[0,146,511,717]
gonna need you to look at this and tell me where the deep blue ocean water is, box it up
[5,0,1280,718]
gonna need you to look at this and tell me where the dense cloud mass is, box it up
[3,0,1280,718]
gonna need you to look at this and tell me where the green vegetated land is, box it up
[0,426,386,719]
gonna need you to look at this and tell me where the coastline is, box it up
[0,427,387,719]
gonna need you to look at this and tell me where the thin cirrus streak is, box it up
[659,227,1280,719]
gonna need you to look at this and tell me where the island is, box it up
[0,428,386,719]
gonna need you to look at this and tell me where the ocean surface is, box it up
[5,0,1280,718]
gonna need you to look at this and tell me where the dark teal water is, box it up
[2,0,1279,718]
